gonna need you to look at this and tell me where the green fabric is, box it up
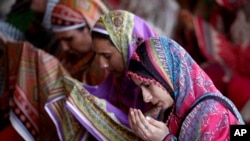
[7,8,35,33]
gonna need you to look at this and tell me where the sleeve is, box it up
[178,99,238,141]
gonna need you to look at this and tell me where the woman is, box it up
[63,10,158,140]
[0,38,68,141]
[191,1,250,124]
[50,0,108,84]
[44,0,109,140]
[127,36,244,141]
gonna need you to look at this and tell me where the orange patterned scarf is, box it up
[52,0,109,31]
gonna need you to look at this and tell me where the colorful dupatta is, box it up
[59,0,109,28]
[62,10,158,140]
[2,40,100,141]
[127,36,244,140]
[192,7,250,123]
[50,0,107,84]
[1,40,70,140]
[45,1,110,140]
[51,0,109,31]
[92,9,157,70]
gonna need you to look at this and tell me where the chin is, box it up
[113,73,122,79]
[112,72,124,79]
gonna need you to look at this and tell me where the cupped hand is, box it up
[128,108,169,141]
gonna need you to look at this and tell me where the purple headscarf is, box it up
[85,10,157,123]
[64,10,158,140]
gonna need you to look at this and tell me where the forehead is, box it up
[131,76,143,85]
[92,38,116,52]
[54,30,78,38]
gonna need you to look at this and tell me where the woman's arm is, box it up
[179,99,238,141]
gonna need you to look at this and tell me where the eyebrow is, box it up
[97,51,112,55]
[60,36,72,41]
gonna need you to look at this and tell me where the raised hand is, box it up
[128,108,169,141]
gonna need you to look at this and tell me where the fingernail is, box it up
[146,116,150,120]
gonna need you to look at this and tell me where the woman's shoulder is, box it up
[186,98,240,125]
[180,99,233,141]
[193,99,233,114]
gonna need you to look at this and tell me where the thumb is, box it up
[146,116,166,128]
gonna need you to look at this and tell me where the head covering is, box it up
[127,36,244,137]
[91,9,157,70]
[63,10,157,139]
[87,9,157,117]
[42,0,59,29]
[51,0,108,32]
[4,41,69,141]
[128,36,219,116]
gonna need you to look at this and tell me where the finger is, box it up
[146,116,166,128]
[130,108,137,126]
[128,108,134,130]
[131,109,144,133]
[129,109,146,140]
[138,110,150,130]
[134,109,148,137]
[138,110,155,140]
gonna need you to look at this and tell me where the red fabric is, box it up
[236,45,250,78]
[128,37,242,140]
[227,75,250,111]
[202,62,227,94]
[215,0,247,10]
[0,125,24,141]
[193,17,238,72]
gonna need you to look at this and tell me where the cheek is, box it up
[73,38,85,49]
[99,57,109,68]
[111,56,124,71]
[151,87,164,100]
[79,33,89,44]
[148,89,157,99]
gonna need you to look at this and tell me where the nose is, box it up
[99,56,109,69]
[141,88,152,103]
[60,41,70,52]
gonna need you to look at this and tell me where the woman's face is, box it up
[92,38,125,78]
[55,27,92,57]
[132,76,174,110]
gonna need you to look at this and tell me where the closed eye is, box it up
[143,82,151,88]
[101,53,111,59]
[62,36,73,42]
